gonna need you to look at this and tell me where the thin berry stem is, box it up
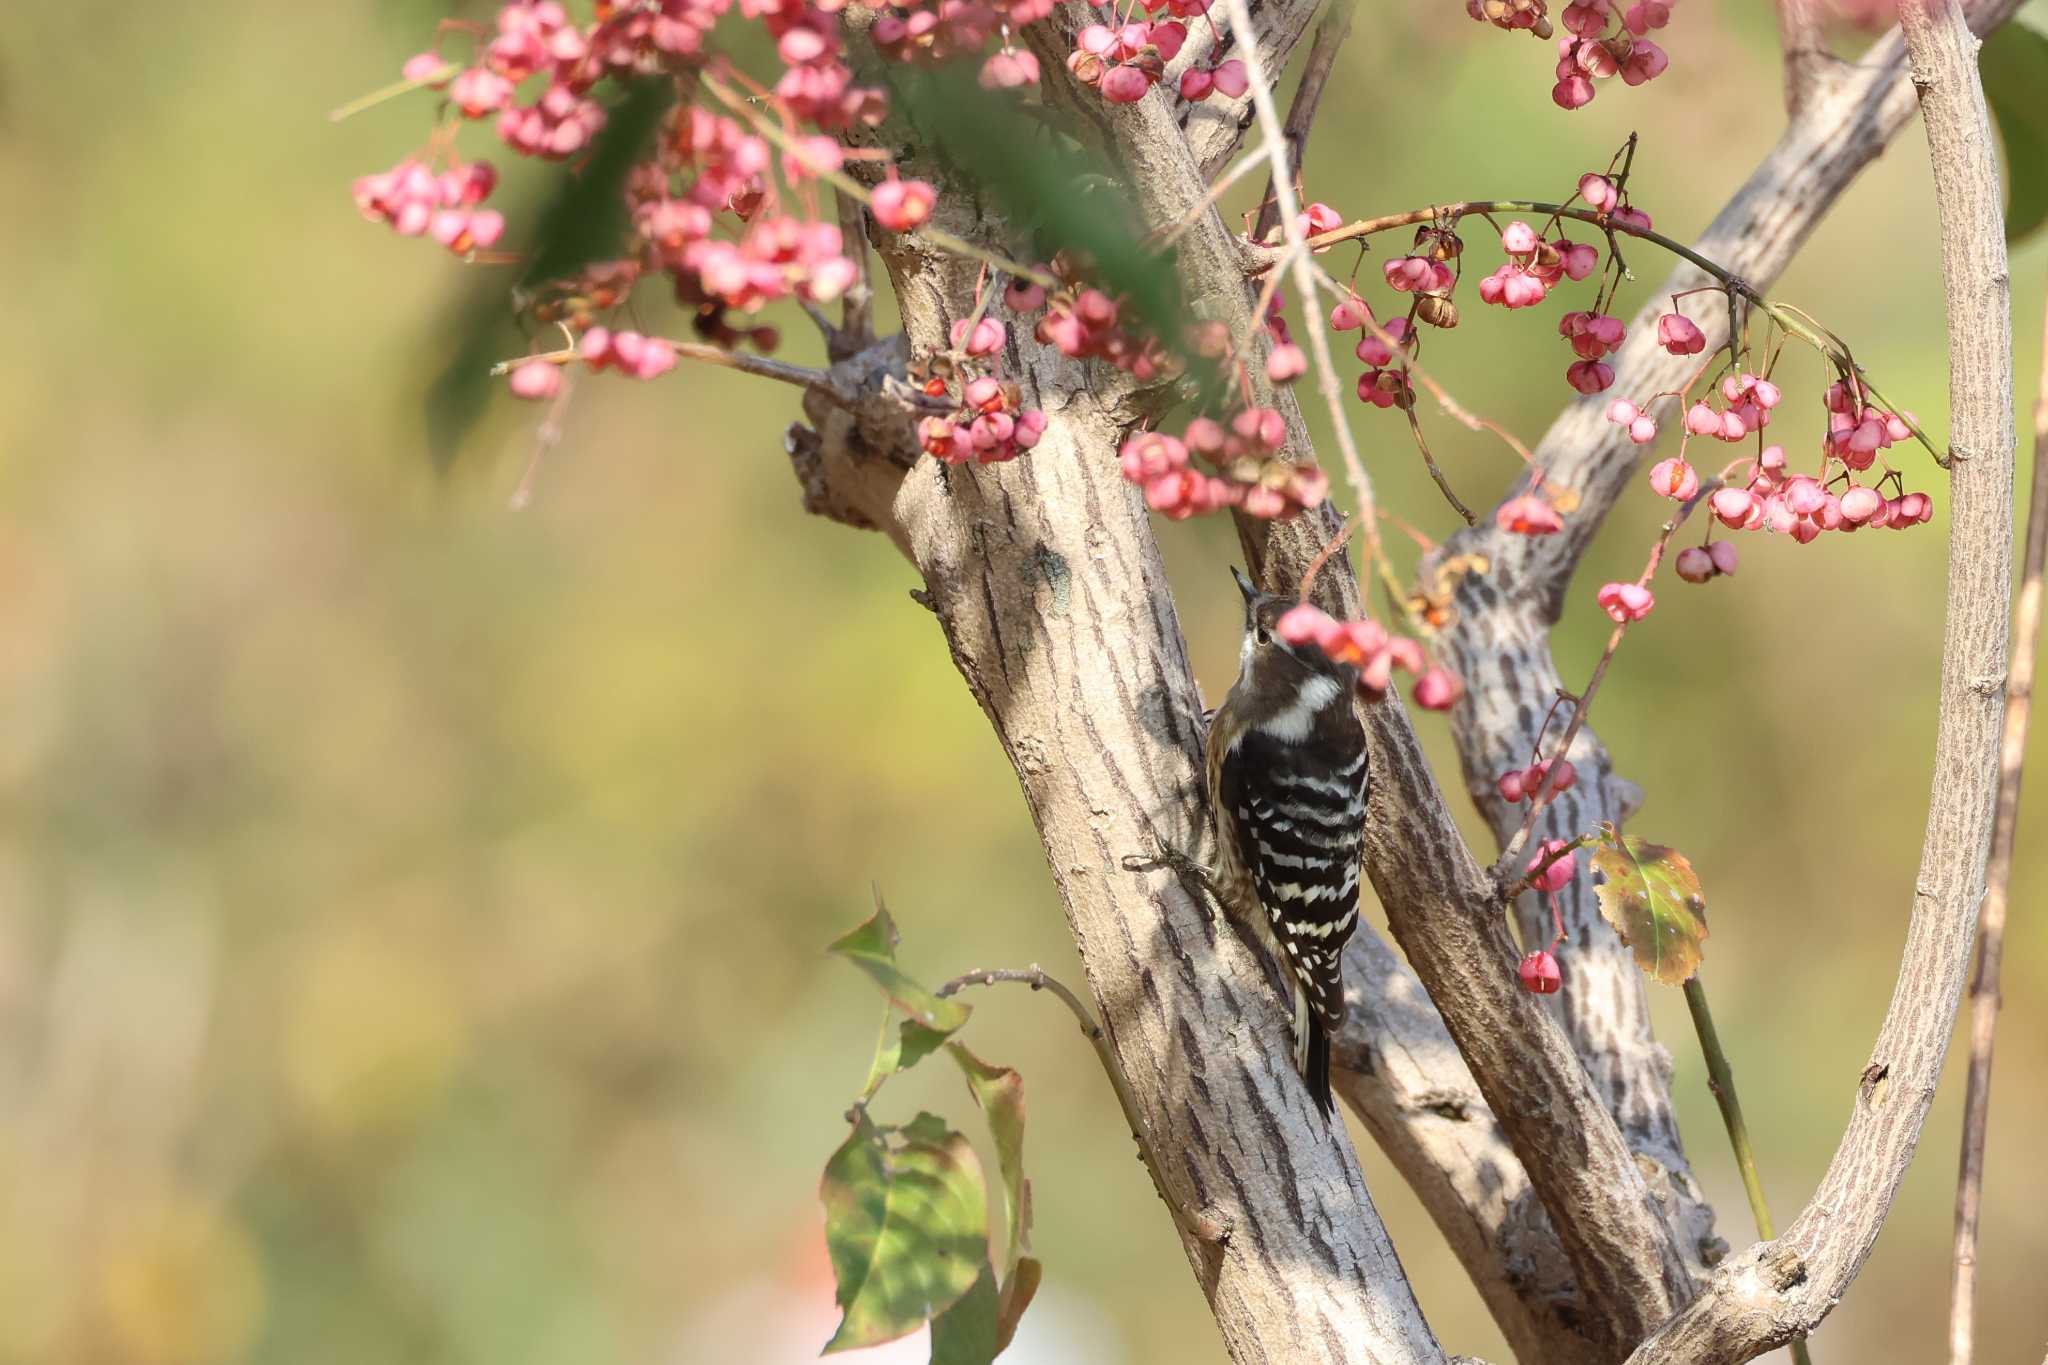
[1683,975,1813,1365]
[1491,479,1719,884]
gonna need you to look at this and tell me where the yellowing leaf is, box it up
[1590,823,1709,985]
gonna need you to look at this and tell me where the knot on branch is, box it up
[1758,1240,1809,1293]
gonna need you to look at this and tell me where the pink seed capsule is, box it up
[1519,950,1562,994]
[1675,546,1715,583]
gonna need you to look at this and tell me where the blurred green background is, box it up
[2,2,2047,1361]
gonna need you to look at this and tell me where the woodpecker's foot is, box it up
[1122,845,1225,909]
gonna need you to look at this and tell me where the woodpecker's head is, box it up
[1230,566,1356,694]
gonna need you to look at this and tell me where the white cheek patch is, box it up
[1259,673,1343,742]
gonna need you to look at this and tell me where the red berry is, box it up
[872,178,937,232]
[1519,950,1562,994]
[1413,667,1464,712]
[1527,838,1577,893]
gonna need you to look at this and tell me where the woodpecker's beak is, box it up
[1231,566,1259,604]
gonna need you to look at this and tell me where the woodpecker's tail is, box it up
[1292,980,1336,1118]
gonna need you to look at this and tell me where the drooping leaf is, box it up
[1983,19,2048,244]
[927,1262,1001,1365]
[859,1003,956,1100]
[421,77,676,468]
[821,1112,992,1353]
[1590,823,1709,985]
[829,900,972,1034]
[947,1044,1036,1357]
[947,1044,1028,1269]
[880,64,1184,344]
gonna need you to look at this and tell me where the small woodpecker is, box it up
[1205,566,1370,1116]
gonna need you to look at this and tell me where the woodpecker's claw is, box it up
[1122,846,1226,911]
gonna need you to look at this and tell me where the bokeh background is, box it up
[3,1,2047,1361]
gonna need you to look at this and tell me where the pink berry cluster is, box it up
[1342,172,1646,401]
[352,158,505,256]
[1462,0,1675,109]
[1550,0,1673,110]
[1702,448,1933,545]
[869,0,1053,88]
[1272,603,1460,709]
[505,324,682,402]
[1118,411,1328,519]
[1674,541,1739,583]
[1495,756,1577,804]
[1014,265,1177,383]
[1477,219,1602,313]
[356,0,910,401]
[1327,295,1419,411]
[919,374,1049,464]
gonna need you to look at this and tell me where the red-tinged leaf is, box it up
[1590,823,1709,985]
[829,897,971,1035]
[947,1045,1028,1266]
[993,1256,1042,1356]
[820,1112,991,1354]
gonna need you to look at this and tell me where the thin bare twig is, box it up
[1299,513,1359,599]
[1250,0,1356,245]
[936,966,1227,1243]
[490,339,850,399]
[1948,288,2048,1365]
[1224,0,1379,568]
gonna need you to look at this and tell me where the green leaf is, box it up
[821,1112,993,1354]
[928,1262,1000,1365]
[880,64,1184,342]
[1983,20,2048,244]
[859,1004,955,1100]
[830,900,972,1034]
[1590,824,1709,985]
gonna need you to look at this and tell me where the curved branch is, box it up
[1419,0,2028,1305]
[1627,0,2016,1356]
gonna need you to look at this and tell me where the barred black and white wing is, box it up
[1215,718,1369,1115]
